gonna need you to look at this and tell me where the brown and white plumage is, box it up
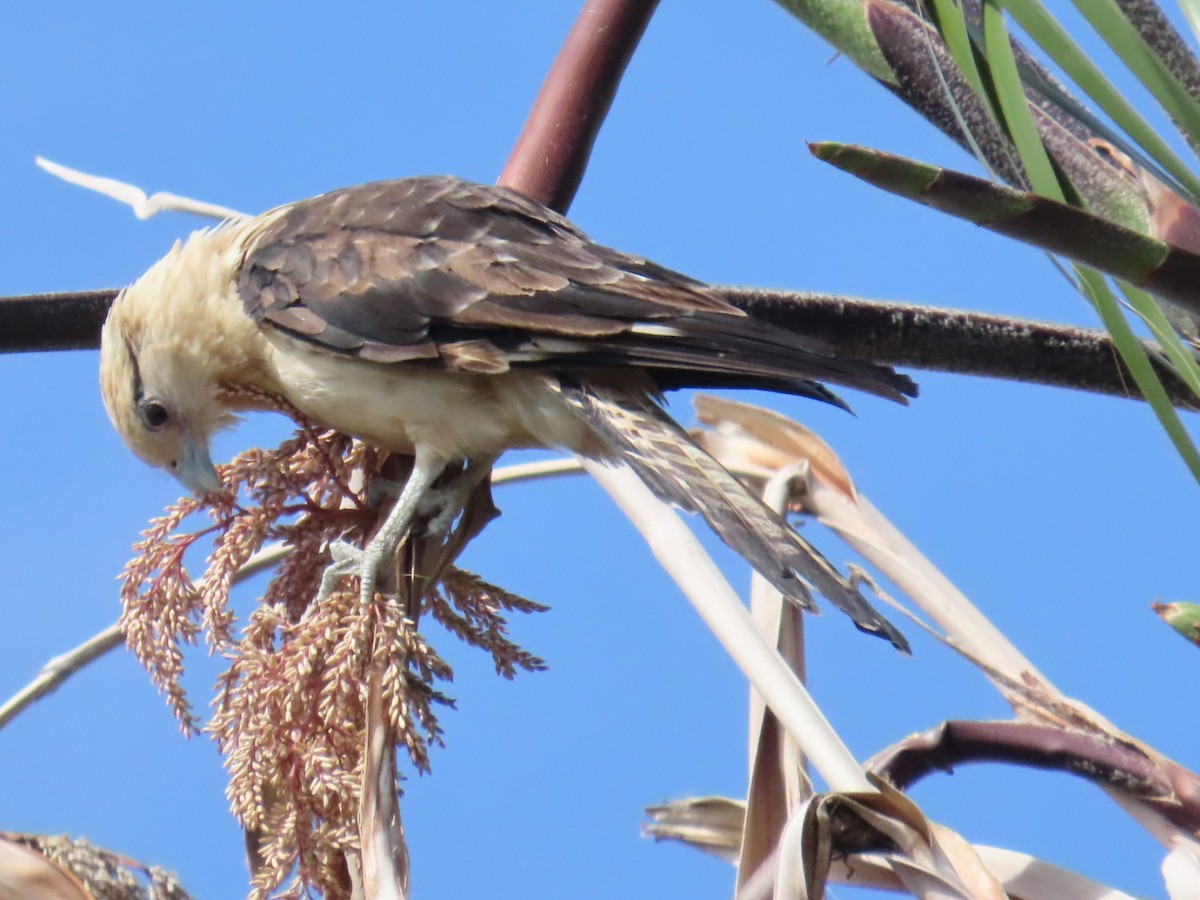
[100,176,915,649]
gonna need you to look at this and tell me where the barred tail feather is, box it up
[557,382,909,652]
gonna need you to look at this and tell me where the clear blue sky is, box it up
[2,2,1198,897]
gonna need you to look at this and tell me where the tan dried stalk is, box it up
[691,394,1200,890]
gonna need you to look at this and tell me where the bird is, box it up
[99,176,916,650]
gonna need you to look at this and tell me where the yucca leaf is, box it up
[1119,282,1200,398]
[1110,0,1200,110]
[1079,272,1200,483]
[1065,0,1200,148]
[1151,600,1200,647]
[927,0,993,113]
[995,0,1200,199]
[811,141,1200,314]
[1183,0,1200,48]
[981,0,1063,196]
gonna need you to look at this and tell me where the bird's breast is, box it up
[264,339,603,460]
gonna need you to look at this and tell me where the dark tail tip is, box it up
[858,619,911,654]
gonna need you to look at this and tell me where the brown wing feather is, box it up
[237,176,917,403]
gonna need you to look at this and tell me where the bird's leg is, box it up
[316,445,449,607]
[356,446,450,605]
[418,454,499,536]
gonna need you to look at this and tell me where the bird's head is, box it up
[99,227,268,495]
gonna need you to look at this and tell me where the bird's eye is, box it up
[137,399,170,431]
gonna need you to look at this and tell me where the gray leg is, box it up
[316,446,449,606]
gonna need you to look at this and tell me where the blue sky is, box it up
[2,2,1198,897]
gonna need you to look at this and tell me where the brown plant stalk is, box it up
[869,719,1200,834]
[499,0,660,212]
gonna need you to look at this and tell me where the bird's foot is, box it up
[418,482,472,536]
[416,456,497,536]
[314,448,452,608]
[364,461,488,537]
[315,539,387,608]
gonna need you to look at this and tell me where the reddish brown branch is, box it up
[498,0,660,212]
[869,720,1200,832]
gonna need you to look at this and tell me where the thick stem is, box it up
[719,287,1198,408]
[0,289,116,353]
[497,0,659,213]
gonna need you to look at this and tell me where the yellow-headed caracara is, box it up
[100,177,915,650]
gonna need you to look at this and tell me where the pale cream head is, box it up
[99,225,271,493]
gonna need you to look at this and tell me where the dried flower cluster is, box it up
[3,831,191,899]
[118,398,546,898]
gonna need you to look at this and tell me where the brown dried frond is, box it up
[119,396,547,897]
[119,494,214,731]
[215,587,369,898]
[374,597,454,772]
[431,568,550,678]
[212,585,456,897]
[120,408,380,731]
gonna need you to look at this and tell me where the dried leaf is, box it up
[977,844,1141,899]
[1162,843,1200,899]
[359,663,409,900]
[739,592,810,894]
[642,797,745,863]
[693,394,857,502]
[0,838,90,900]
[799,784,1004,900]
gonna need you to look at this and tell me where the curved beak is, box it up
[175,435,224,495]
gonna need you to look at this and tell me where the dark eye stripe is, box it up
[125,336,145,404]
[124,338,169,431]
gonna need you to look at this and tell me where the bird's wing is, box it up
[236,177,916,403]
[554,380,909,651]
